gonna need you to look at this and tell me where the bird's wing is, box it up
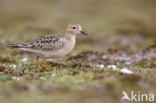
[7,33,70,52]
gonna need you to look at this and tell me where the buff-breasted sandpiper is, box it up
[7,23,88,71]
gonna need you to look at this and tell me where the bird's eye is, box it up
[73,27,76,29]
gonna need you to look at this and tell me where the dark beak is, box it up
[81,31,88,36]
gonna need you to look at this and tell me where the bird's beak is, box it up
[81,31,88,36]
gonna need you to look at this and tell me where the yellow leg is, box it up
[36,56,42,70]
[42,57,53,71]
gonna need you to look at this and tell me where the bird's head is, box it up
[66,23,88,36]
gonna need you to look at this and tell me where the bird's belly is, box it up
[42,41,75,59]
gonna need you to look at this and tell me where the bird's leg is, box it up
[42,57,53,71]
[36,56,42,70]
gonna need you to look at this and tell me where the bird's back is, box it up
[29,33,70,51]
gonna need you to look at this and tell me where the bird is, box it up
[7,23,88,71]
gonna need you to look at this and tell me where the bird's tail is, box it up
[7,44,29,49]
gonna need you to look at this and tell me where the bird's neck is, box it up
[65,32,76,40]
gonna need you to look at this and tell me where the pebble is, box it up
[97,64,104,68]
[21,58,28,62]
[12,76,20,80]
[120,68,133,74]
[52,74,56,77]
[40,77,46,80]
[10,65,17,68]
[125,61,131,65]
[107,65,117,70]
